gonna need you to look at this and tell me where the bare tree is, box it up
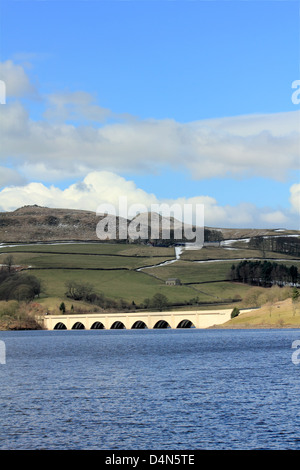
[3,255,14,272]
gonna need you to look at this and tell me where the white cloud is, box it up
[0,171,298,229]
[0,61,299,184]
[260,210,289,226]
[0,61,298,230]
[0,182,63,212]
[43,91,113,124]
[0,98,299,183]
[0,172,158,213]
[290,183,300,215]
[0,166,27,188]
[0,60,38,98]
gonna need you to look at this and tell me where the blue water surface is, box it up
[0,328,300,450]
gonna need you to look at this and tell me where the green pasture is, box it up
[0,243,174,270]
[0,242,174,257]
[143,259,233,283]
[27,259,257,307]
[33,268,204,305]
[1,242,299,310]
[181,245,299,261]
[0,252,172,270]
[188,281,256,302]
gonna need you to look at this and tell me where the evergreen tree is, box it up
[59,302,66,314]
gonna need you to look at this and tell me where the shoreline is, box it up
[1,322,300,331]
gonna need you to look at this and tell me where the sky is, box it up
[0,0,299,229]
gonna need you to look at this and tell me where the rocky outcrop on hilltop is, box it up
[0,205,102,242]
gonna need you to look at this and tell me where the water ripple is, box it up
[1,329,300,450]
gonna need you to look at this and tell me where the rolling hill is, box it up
[0,204,298,243]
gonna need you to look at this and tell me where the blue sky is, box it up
[0,0,299,228]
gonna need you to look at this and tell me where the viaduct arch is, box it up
[43,309,238,330]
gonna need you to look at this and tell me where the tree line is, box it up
[0,256,42,301]
[65,280,132,309]
[64,280,170,311]
[126,227,224,246]
[204,228,224,243]
[249,236,300,257]
[228,260,299,287]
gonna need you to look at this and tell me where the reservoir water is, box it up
[0,328,300,450]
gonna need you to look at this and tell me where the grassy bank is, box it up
[216,298,300,329]
[0,300,43,330]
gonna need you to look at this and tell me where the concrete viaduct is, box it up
[42,308,244,330]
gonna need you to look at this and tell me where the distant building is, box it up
[166,278,181,286]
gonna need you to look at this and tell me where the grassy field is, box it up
[144,259,232,282]
[180,244,299,261]
[0,243,174,270]
[143,258,300,283]
[0,243,204,308]
[0,242,174,256]
[0,252,174,270]
[30,267,233,309]
[218,298,300,328]
[0,241,299,316]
